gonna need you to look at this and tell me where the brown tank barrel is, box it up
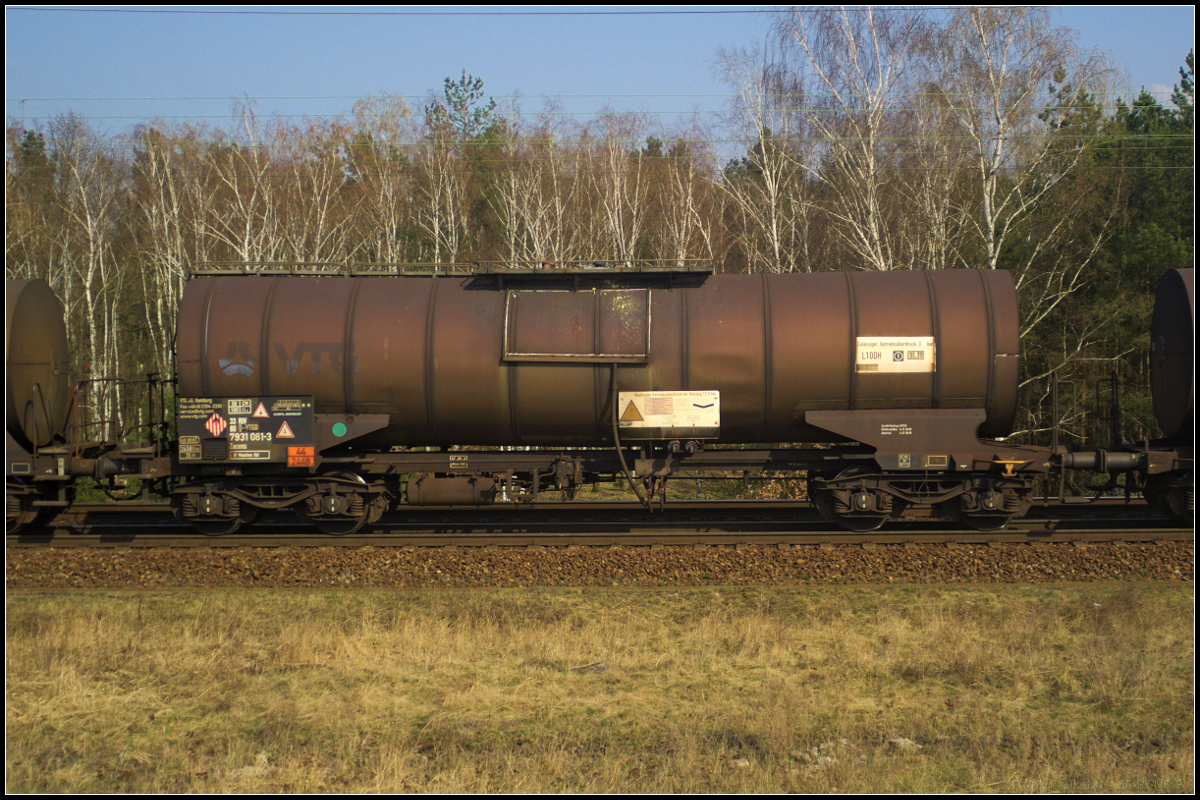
[176,269,1020,447]
[5,279,72,448]
[1150,268,1194,439]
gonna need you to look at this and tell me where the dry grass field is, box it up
[6,584,1194,793]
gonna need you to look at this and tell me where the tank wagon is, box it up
[6,280,73,530]
[1067,267,1192,518]
[5,265,1194,535]
[1145,268,1194,516]
[168,264,1043,532]
[6,280,173,531]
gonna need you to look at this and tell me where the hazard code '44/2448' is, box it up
[176,396,314,463]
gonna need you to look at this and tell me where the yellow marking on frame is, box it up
[992,459,1031,478]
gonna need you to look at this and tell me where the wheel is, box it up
[312,513,368,536]
[1143,473,1193,521]
[172,490,258,536]
[1142,477,1166,514]
[187,508,259,536]
[7,488,32,534]
[297,474,387,535]
[943,484,1029,531]
[948,506,1015,532]
[7,480,65,534]
[811,468,905,532]
[834,507,890,532]
[6,498,43,535]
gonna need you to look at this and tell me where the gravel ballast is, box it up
[6,541,1193,589]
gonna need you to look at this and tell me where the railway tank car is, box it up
[1054,268,1194,519]
[1145,268,1194,516]
[6,279,174,532]
[168,264,1046,533]
[6,280,73,530]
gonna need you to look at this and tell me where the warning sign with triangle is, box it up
[276,421,296,439]
[620,401,644,422]
[252,402,269,418]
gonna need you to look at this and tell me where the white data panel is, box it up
[618,391,720,439]
[855,337,936,373]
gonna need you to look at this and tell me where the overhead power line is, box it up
[7,88,1186,102]
[8,6,975,17]
[14,131,1195,148]
[8,111,1192,122]
[8,6,783,16]
[7,146,1192,174]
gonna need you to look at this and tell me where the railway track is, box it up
[8,498,1192,548]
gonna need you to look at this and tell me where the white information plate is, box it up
[618,390,720,438]
[856,337,936,373]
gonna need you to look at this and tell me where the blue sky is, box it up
[4,6,1195,140]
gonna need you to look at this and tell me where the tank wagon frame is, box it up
[5,263,1194,536]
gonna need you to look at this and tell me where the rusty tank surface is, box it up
[1150,268,1194,440]
[176,268,1020,448]
[6,279,72,449]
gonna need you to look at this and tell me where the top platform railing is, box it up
[189,259,714,278]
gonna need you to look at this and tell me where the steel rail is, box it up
[8,498,1191,548]
[31,495,1178,518]
[8,528,1193,549]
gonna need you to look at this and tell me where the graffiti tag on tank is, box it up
[273,343,360,375]
[218,341,257,376]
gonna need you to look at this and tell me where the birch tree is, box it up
[47,113,130,434]
[590,111,649,263]
[775,7,931,271]
[276,119,357,263]
[132,124,206,369]
[890,84,974,270]
[411,127,467,263]
[486,105,591,264]
[935,6,1109,291]
[349,93,415,264]
[653,132,718,266]
[718,46,813,273]
[205,103,281,262]
[412,73,497,263]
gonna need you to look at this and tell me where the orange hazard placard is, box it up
[287,444,315,467]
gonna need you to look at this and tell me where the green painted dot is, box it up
[332,422,347,437]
